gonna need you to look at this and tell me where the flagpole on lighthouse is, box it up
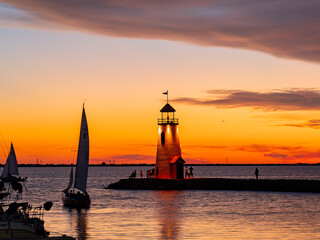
[162,90,169,122]
[167,90,168,103]
[163,90,168,103]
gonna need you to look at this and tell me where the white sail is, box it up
[1,155,10,178]
[8,144,19,176]
[1,143,19,178]
[63,167,73,193]
[74,107,89,192]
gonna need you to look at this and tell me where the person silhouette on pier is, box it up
[255,168,259,180]
[189,166,194,178]
[129,170,137,179]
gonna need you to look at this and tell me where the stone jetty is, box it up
[106,178,320,193]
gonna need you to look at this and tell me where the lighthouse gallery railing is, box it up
[158,118,179,124]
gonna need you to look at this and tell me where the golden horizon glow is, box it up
[1,25,320,165]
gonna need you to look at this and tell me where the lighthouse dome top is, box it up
[160,103,176,112]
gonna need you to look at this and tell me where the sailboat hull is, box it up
[1,176,27,182]
[62,192,91,208]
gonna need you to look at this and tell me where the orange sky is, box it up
[1,2,320,164]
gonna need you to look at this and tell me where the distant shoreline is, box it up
[2,163,319,167]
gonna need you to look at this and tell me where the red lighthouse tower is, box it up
[155,91,185,179]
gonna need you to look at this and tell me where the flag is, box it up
[163,91,168,95]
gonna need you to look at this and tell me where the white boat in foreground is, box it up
[0,201,75,239]
[0,178,74,239]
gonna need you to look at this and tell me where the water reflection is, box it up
[64,207,88,240]
[21,167,320,240]
[154,191,184,240]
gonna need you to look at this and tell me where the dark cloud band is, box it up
[1,0,320,63]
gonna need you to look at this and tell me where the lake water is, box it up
[6,166,320,239]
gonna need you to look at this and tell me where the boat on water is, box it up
[1,143,27,182]
[0,202,74,239]
[62,106,91,208]
[0,179,74,239]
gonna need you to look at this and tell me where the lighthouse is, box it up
[155,91,185,179]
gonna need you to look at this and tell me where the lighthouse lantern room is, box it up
[155,92,185,179]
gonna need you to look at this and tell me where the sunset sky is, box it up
[1,1,320,164]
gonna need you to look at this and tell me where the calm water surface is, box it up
[7,166,320,239]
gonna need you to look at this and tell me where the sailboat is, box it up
[1,143,27,182]
[62,106,91,208]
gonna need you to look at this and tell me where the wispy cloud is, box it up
[174,89,320,111]
[185,144,320,162]
[263,153,289,160]
[264,151,320,161]
[1,1,320,62]
[293,152,320,159]
[185,144,305,154]
[108,154,154,162]
[279,119,320,129]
